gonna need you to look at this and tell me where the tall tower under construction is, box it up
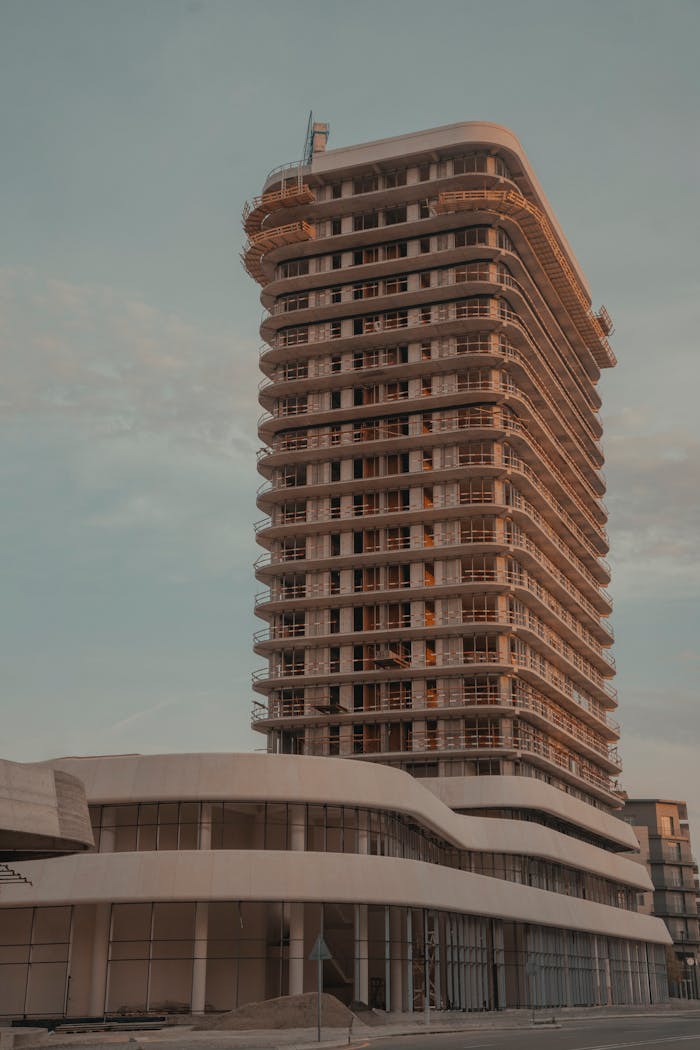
[247,121,620,815]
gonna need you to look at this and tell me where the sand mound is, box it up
[195,991,356,1031]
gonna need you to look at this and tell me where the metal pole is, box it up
[424,909,430,1026]
[317,953,322,1042]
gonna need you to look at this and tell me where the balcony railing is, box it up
[256,567,611,665]
[255,608,613,697]
[265,258,606,412]
[252,683,620,760]
[293,732,619,798]
[254,640,613,721]
[264,294,602,434]
[260,332,603,468]
[261,378,605,530]
[255,525,613,638]
[256,464,608,579]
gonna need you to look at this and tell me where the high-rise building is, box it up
[248,121,620,815]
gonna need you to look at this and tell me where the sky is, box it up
[1,0,699,840]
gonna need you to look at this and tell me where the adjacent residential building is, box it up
[625,799,700,998]
[0,122,672,1020]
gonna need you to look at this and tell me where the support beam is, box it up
[355,904,368,1005]
[289,903,305,996]
[88,903,110,1017]
[390,907,404,1013]
[191,902,208,1014]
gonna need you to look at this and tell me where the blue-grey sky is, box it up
[2,1,699,836]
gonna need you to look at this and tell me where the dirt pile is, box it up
[195,991,356,1031]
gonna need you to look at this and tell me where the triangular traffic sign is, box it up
[309,934,332,961]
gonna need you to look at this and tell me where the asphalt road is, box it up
[351,1012,700,1050]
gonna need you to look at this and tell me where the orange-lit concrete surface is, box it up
[248,122,619,810]
[0,123,672,1021]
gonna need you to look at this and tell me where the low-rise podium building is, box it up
[0,754,670,1017]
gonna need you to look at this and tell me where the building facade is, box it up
[0,123,673,1020]
[0,754,670,1018]
[625,799,700,997]
[249,122,620,813]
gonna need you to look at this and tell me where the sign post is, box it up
[309,934,332,1042]
[525,959,539,1025]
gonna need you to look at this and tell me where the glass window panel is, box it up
[113,806,138,851]
[266,804,288,850]
[111,903,151,942]
[138,804,158,827]
[32,907,71,944]
[0,944,30,964]
[31,943,69,964]
[153,903,194,941]
[106,960,149,1013]
[138,823,158,851]
[0,908,32,945]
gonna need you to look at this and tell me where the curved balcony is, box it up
[254,635,614,717]
[260,350,604,485]
[434,188,616,371]
[260,234,605,457]
[253,607,614,700]
[254,493,611,611]
[242,221,315,284]
[253,679,620,749]
[287,730,620,805]
[262,258,602,422]
[260,358,602,483]
[260,297,603,448]
[259,427,607,547]
[255,543,614,645]
[242,182,316,238]
[256,462,608,577]
[255,567,613,670]
[261,378,606,527]
[259,334,604,478]
[261,358,606,503]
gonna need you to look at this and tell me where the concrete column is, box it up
[384,906,391,1012]
[191,902,208,1014]
[199,803,212,850]
[287,805,306,997]
[100,808,115,853]
[406,909,414,1012]
[390,907,404,1012]
[88,903,111,1017]
[289,805,306,851]
[288,903,305,996]
[603,947,612,1006]
[357,811,368,855]
[354,904,369,1005]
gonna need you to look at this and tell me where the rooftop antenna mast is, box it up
[302,111,315,168]
[301,111,330,180]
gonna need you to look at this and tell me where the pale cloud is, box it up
[622,735,700,853]
[104,698,177,737]
[621,685,700,749]
[0,267,259,453]
[604,421,700,596]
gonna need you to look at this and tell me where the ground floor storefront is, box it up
[0,900,669,1019]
